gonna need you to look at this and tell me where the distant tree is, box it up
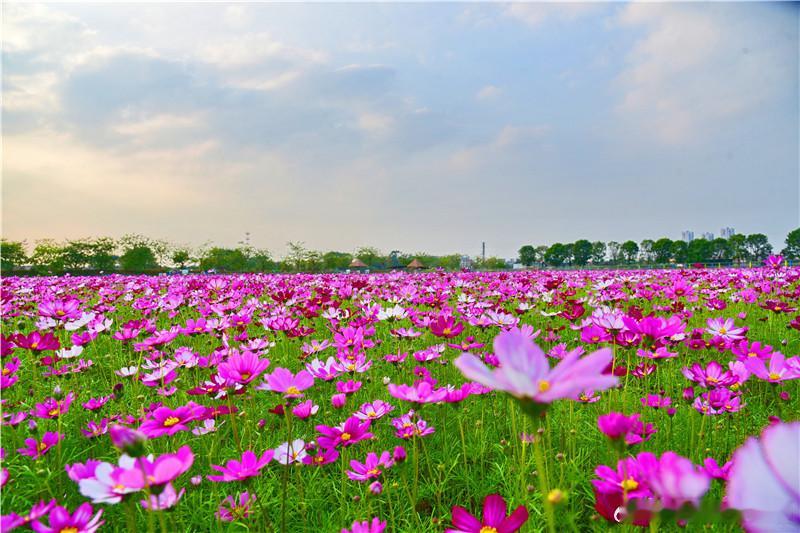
[639,239,654,262]
[781,228,800,260]
[590,241,606,264]
[172,249,192,269]
[572,240,592,266]
[686,238,712,264]
[728,234,747,262]
[87,238,118,271]
[437,254,462,270]
[322,251,353,271]
[30,240,67,273]
[535,246,548,264]
[607,241,621,263]
[518,245,537,267]
[356,247,383,268]
[544,243,570,266]
[671,240,688,263]
[745,234,772,262]
[709,238,731,262]
[1,239,28,271]
[620,241,639,263]
[119,246,159,271]
[246,249,276,272]
[652,238,674,263]
[476,256,509,270]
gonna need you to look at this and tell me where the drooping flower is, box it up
[217,492,256,522]
[141,483,185,511]
[454,329,617,406]
[291,400,319,420]
[445,493,528,533]
[347,451,394,482]
[341,517,387,533]
[208,450,274,482]
[727,421,800,532]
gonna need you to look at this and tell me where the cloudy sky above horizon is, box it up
[3,2,798,258]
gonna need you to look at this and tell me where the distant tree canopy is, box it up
[2,228,795,275]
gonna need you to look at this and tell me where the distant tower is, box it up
[482,242,486,261]
[720,227,735,239]
[682,230,694,243]
[701,232,714,241]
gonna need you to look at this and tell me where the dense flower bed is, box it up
[1,262,799,531]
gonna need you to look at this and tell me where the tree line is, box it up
[0,236,510,274]
[518,228,800,267]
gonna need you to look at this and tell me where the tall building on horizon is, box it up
[720,227,735,238]
[701,232,714,241]
[682,230,695,243]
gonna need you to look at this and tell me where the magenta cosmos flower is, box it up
[139,402,206,438]
[218,351,270,386]
[316,416,373,449]
[430,315,465,338]
[30,502,104,533]
[208,450,274,482]
[347,451,394,482]
[445,494,528,533]
[112,445,195,491]
[217,492,256,522]
[727,422,800,532]
[260,368,315,398]
[341,517,386,533]
[454,329,617,405]
[387,381,448,404]
[18,432,63,460]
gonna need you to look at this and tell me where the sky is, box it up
[2,2,799,259]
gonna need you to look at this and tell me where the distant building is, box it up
[701,232,714,241]
[682,230,695,243]
[459,255,473,270]
[720,227,735,239]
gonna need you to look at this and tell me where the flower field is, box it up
[1,264,799,532]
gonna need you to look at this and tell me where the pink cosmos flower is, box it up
[706,317,747,341]
[388,381,448,404]
[218,351,270,386]
[217,492,256,522]
[316,417,373,449]
[1,500,57,531]
[275,439,307,465]
[347,451,394,482]
[681,361,737,388]
[638,451,711,510]
[302,447,340,467]
[455,329,617,405]
[430,315,465,338]
[354,400,395,421]
[390,410,435,439]
[30,503,104,533]
[291,400,319,420]
[745,352,799,383]
[139,403,206,438]
[141,482,184,510]
[701,457,731,481]
[597,412,636,440]
[18,432,63,459]
[693,388,744,415]
[32,393,75,419]
[11,331,60,352]
[208,450,274,482]
[727,421,799,532]
[732,340,773,361]
[445,494,528,533]
[341,517,387,533]
[112,445,195,491]
[260,368,315,398]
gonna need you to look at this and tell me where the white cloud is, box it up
[200,32,326,68]
[476,85,502,100]
[113,112,205,137]
[614,3,795,144]
[356,112,395,134]
[504,3,602,28]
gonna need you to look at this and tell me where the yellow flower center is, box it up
[114,484,126,491]
[286,386,301,395]
[38,442,48,451]
[60,528,78,533]
[163,416,181,427]
[367,411,377,417]
[49,408,60,417]
[31,343,39,349]
[731,383,740,391]
[240,372,251,381]
[479,528,498,533]
[707,376,718,383]
[2,368,11,375]
[748,352,758,358]
[538,380,551,393]
[718,328,727,335]
[367,468,381,476]
[443,328,452,335]
[769,372,781,380]
[621,478,638,492]
[340,432,351,442]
